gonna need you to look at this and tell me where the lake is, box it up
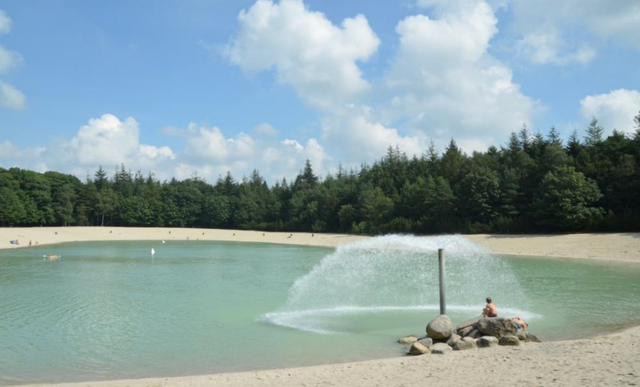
[1,236,640,384]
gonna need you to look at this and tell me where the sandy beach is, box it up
[2,227,640,263]
[2,228,640,386]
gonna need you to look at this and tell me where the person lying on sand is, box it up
[512,316,528,332]
[482,297,498,317]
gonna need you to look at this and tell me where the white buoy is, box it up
[151,247,156,256]
[162,240,165,244]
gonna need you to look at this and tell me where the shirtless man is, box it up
[512,316,528,332]
[482,297,498,317]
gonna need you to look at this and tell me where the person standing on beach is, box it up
[482,297,498,317]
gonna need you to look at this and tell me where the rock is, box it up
[477,336,499,348]
[462,337,478,347]
[516,329,527,341]
[499,335,521,346]
[477,317,518,337]
[426,315,453,340]
[398,335,418,345]
[416,337,433,348]
[453,338,476,351]
[457,325,475,337]
[456,316,482,331]
[408,342,430,355]
[447,333,461,347]
[467,329,482,339]
[526,333,542,343]
[430,343,452,355]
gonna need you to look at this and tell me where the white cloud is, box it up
[0,45,22,73]
[49,114,176,178]
[321,108,427,162]
[580,89,640,134]
[0,80,25,110]
[225,0,380,110]
[0,141,46,171]
[511,0,640,64]
[1,113,333,184]
[0,10,11,35]
[516,29,595,65]
[0,10,26,111]
[386,1,538,151]
[185,124,256,162]
[180,122,331,182]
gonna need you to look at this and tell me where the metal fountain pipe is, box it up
[438,248,446,315]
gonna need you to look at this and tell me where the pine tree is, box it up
[584,117,604,146]
[547,126,562,146]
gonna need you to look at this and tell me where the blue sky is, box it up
[1,0,639,183]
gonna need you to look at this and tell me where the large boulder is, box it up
[398,335,418,345]
[477,336,499,348]
[430,343,453,355]
[408,342,430,356]
[456,316,482,331]
[477,317,518,337]
[499,335,521,346]
[426,315,453,340]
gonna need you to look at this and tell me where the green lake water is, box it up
[1,235,640,385]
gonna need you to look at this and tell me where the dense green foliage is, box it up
[2,114,640,234]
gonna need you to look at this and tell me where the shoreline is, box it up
[2,227,640,263]
[3,228,640,386]
[15,324,640,387]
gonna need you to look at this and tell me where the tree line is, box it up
[2,113,640,234]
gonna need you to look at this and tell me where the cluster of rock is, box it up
[398,315,541,355]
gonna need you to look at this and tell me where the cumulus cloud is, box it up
[386,1,538,150]
[42,114,176,178]
[225,0,380,110]
[178,122,331,182]
[321,108,428,161]
[0,80,26,109]
[580,89,640,134]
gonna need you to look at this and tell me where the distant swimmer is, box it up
[44,253,60,260]
[151,246,156,256]
[162,240,165,244]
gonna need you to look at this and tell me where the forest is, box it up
[1,114,640,234]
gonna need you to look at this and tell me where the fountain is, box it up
[264,235,534,333]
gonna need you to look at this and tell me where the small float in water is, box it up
[43,254,60,260]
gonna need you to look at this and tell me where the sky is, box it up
[0,0,639,183]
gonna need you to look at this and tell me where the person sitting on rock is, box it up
[512,316,528,332]
[482,297,498,317]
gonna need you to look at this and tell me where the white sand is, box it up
[2,227,640,386]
